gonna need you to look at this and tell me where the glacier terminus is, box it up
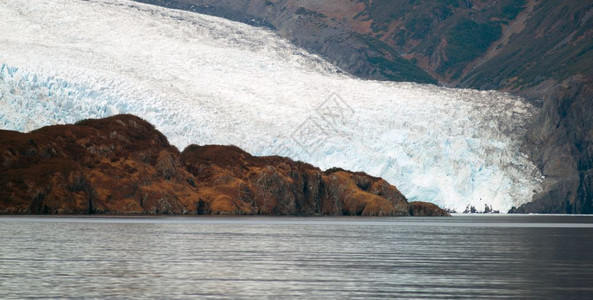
[0,0,542,213]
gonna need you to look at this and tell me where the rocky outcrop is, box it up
[512,78,593,213]
[0,114,197,214]
[180,146,410,216]
[408,201,451,217]
[0,115,448,216]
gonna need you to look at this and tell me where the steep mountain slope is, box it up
[135,0,439,84]
[139,0,592,91]
[0,115,448,216]
[512,80,593,214]
[135,0,593,213]
[461,1,593,91]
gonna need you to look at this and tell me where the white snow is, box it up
[0,0,542,212]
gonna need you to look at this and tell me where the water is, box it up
[1,216,593,299]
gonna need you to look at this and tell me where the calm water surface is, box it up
[1,215,593,299]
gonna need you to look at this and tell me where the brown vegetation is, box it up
[0,115,448,216]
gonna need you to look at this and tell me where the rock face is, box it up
[0,115,448,216]
[512,78,593,214]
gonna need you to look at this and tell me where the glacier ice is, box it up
[0,0,542,212]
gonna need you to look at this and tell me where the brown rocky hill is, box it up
[0,115,448,216]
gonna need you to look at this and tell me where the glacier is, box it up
[0,0,542,212]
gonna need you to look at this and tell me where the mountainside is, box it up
[135,0,439,84]
[512,80,593,214]
[135,0,593,213]
[0,114,448,216]
[137,0,592,91]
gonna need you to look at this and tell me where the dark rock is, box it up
[516,78,593,213]
[409,202,451,217]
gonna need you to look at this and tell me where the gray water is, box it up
[1,215,593,299]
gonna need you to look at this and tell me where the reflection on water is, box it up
[1,216,593,299]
